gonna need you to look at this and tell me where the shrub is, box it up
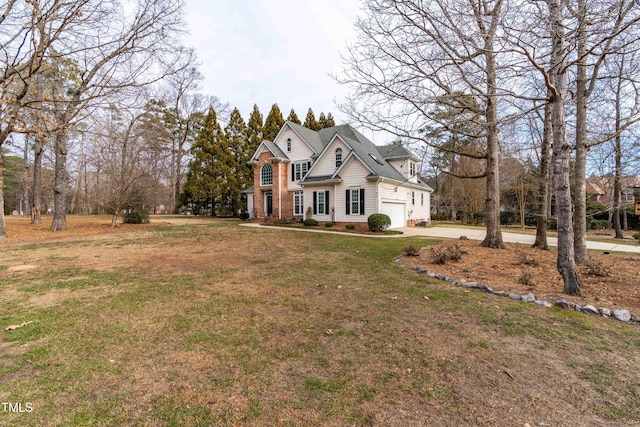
[446,244,465,261]
[123,210,149,224]
[324,222,333,228]
[514,246,539,267]
[239,212,250,221]
[368,213,391,232]
[585,260,611,277]
[587,218,611,230]
[345,223,355,230]
[519,269,534,286]
[500,211,517,226]
[429,247,449,264]
[633,232,640,240]
[404,245,420,257]
[303,218,319,226]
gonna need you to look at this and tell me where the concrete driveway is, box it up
[398,226,640,254]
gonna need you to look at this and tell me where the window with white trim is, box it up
[409,161,416,177]
[293,162,309,181]
[286,138,292,152]
[294,191,304,215]
[260,164,272,185]
[421,193,424,206]
[351,189,360,214]
[411,191,415,205]
[335,148,343,168]
[345,189,365,215]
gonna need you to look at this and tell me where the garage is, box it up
[380,201,406,229]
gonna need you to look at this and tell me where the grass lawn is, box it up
[0,220,638,426]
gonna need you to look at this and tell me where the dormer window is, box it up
[335,148,343,168]
[409,161,416,177]
[286,138,292,152]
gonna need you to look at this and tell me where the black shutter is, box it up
[291,164,295,181]
[325,191,330,215]
[313,191,317,215]
[307,161,311,171]
[360,189,365,215]
[345,190,350,215]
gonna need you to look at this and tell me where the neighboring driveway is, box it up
[398,226,640,254]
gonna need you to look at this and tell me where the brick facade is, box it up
[252,152,295,221]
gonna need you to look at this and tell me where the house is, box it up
[586,175,640,206]
[244,121,433,228]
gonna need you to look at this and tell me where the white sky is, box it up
[183,0,386,143]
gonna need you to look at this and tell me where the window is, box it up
[286,138,292,152]
[409,161,416,177]
[345,189,365,215]
[421,193,424,206]
[260,164,272,186]
[292,162,310,181]
[335,148,343,168]
[294,192,304,215]
[313,191,330,215]
[411,191,415,205]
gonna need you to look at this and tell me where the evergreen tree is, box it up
[263,103,285,141]
[303,108,321,131]
[318,112,328,128]
[287,108,301,125]
[225,107,251,214]
[247,104,264,151]
[324,112,336,127]
[182,107,233,216]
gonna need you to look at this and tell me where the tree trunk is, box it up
[572,0,588,264]
[480,4,504,249]
[31,138,44,224]
[22,138,30,215]
[0,154,6,238]
[613,55,624,240]
[50,131,68,231]
[533,98,552,250]
[549,0,581,296]
[111,212,119,228]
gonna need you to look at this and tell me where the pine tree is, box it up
[303,108,321,131]
[182,107,232,216]
[225,107,250,214]
[263,103,285,141]
[325,112,336,127]
[318,112,328,128]
[247,104,264,151]
[287,108,301,125]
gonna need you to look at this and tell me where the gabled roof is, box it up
[249,140,289,163]
[293,123,432,191]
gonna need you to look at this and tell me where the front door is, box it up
[265,191,273,216]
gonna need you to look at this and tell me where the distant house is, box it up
[244,121,433,228]
[586,175,640,206]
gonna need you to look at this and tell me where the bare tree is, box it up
[0,0,91,236]
[41,0,189,231]
[338,0,505,248]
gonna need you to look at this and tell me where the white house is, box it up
[244,121,432,228]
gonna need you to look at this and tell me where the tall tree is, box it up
[548,0,582,295]
[338,0,505,248]
[303,108,321,131]
[263,103,285,141]
[182,107,229,215]
[287,108,302,125]
[247,104,264,151]
[225,107,251,214]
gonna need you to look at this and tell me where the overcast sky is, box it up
[183,0,388,143]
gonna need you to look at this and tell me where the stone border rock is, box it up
[396,257,640,324]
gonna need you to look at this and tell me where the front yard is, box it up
[0,218,638,425]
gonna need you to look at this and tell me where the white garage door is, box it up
[381,202,406,229]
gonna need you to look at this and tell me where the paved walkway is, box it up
[397,226,640,254]
[241,223,640,254]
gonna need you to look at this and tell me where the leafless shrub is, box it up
[404,245,421,257]
[585,260,611,277]
[447,244,465,262]
[430,247,449,264]
[514,245,539,267]
[519,269,534,286]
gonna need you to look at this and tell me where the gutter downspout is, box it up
[278,162,282,219]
